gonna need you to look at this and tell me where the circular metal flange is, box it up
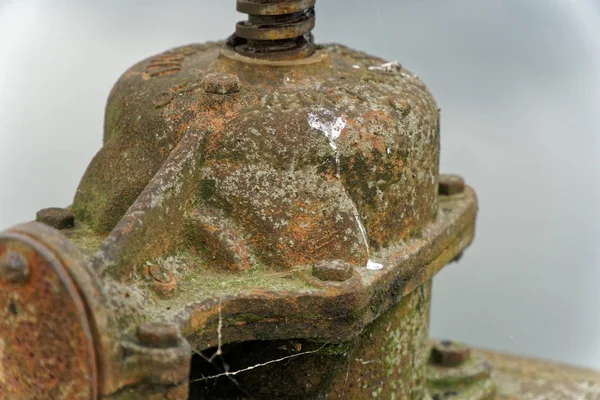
[220,45,328,66]
[0,227,98,399]
[233,0,316,60]
[236,12,315,41]
[237,0,316,15]
[231,35,316,61]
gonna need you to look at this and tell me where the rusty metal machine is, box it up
[1,1,599,399]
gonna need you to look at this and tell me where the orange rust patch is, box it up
[0,233,97,400]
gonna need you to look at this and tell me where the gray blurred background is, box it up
[1,0,599,370]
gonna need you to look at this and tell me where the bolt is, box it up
[312,260,353,282]
[438,174,465,196]
[36,207,75,230]
[203,73,240,95]
[145,264,177,298]
[0,251,30,285]
[430,340,471,367]
[137,322,181,348]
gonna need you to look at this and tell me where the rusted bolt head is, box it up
[35,207,75,230]
[152,91,174,108]
[312,260,353,282]
[438,175,465,196]
[0,251,30,285]
[203,73,240,94]
[430,340,471,367]
[145,264,177,298]
[137,322,181,348]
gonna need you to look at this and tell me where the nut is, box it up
[430,340,471,367]
[438,175,465,196]
[203,73,240,94]
[137,322,181,348]
[36,207,75,230]
[312,260,353,282]
[145,264,177,298]
[0,251,30,285]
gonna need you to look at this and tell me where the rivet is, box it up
[430,340,471,367]
[439,175,465,196]
[0,251,30,285]
[145,264,177,298]
[203,73,240,95]
[312,260,353,282]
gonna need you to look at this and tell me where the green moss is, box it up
[72,183,109,230]
[63,222,108,260]
[150,252,315,302]
[104,92,124,144]
[224,313,263,324]
[199,178,217,201]
[371,386,383,398]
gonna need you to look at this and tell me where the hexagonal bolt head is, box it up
[312,260,354,282]
[0,251,30,285]
[36,208,75,230]
[203,73,240,94]
[137,322,181,349]
[438,175,465,196]
[430,340,471,367]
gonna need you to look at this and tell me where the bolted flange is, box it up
[0,223,99,400]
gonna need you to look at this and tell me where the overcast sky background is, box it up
[0,0,599,370]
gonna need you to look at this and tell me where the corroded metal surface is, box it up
[178,186,475,350]
[3,2,597,398]
[0,9,484,396]
[426,342,496,400]
[0,225,98,400]
[232,0,316,60]
[430,340,472,367]
[39,36,465,398]
[36,207,75,230]
[237,0,316,15]
[478,349,600,399]
[74,42,440,276]
[327,282,432,399]
[187,282,431,399]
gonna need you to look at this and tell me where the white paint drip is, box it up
[308,108,346,152]
[352,65,361,69]
[308,108,347,176]
[307,108,384,271]
[354,211,369,253]
[368,61,402,74]
[367,260,384,271]
[352,201,384,271]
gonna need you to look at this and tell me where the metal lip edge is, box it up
[171,187,478,350]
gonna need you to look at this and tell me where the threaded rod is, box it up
[229,0,317,60]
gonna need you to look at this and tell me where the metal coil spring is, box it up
[230,0,317,60]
